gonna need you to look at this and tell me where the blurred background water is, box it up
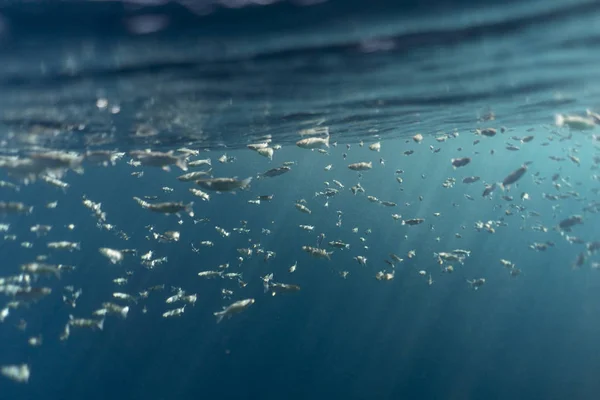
[1,1,600,399]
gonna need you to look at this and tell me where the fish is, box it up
[296,136,330,149]
[261,166,291,178]
[348,162,373,171]
[477,128,497,137]
[402,218,424,226]
[555,114,596,130]
[462,176,480,184]
[451,157,471,168]
[177,170,213,182]
[213,299,255,323]
[0,202,33,215]
[558,215,583,232]
[133,197,194,217]
[500,165,528,189]
[129,149,188,171]
[195,177,252,192]
[482,183,497,197]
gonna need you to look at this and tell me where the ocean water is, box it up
[1,0,600,399]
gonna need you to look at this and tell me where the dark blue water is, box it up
[1,1,600,399]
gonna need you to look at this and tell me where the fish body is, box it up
[195,177,252,192]
[130,150,188,171]
[451,157,471,168]
[348,162,372,171]
[214,299,255,323]
[501,165,527,189]
[262,166,291,178]
[296,136,330,149]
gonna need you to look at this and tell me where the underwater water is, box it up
[1,0,600,399]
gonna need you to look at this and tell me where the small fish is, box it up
[195,177,252,192]
[295,203,312,214]
[99,248,124,264]
[462,176,480,184]
[0,202,33,215]
[177,170,213,182]
[296,136,330,149]
[451,157,471,168]
[555,114,596,130]
[500,165,528,189]
[0,364,30,383]
[467,278,486,290]
[482,183,497,197]
[477,128,497,137]
[47,241,80,251]
[213,299,255,323]
[328,241,350,249]
[402,218,424,226]
[162,306,186,318]
[302,245,332,260]
[133,197,194,217]
[188,158,212,167]
[558,215,583,231]
[261,166,291,178]
[129,149,188,171]
[348,162,373,171]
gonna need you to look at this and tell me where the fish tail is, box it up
[241,177,253,189]
[214,311,225,324]
[97,318,105,331]
[324,135,330,148]
[133,197,150,209]
[186,202,194,218]
[176,156,188,172]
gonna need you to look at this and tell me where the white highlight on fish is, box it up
[99,248,124,264]
[1,364,30,383]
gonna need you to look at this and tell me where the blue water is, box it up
[1,0,600,399]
